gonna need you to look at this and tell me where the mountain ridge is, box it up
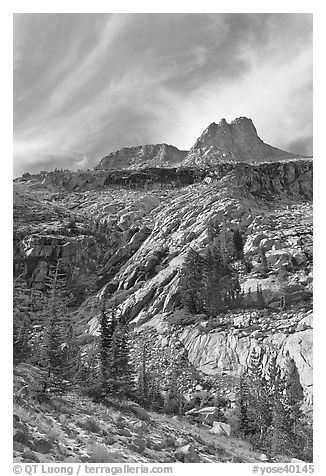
[94,116,304,172]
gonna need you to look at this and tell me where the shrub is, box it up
[79,417,103,434]
[89,444,123,463]
[166,309,197,327]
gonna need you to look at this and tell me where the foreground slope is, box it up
[13,364,295,464]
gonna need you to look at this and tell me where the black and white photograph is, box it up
[12,9,314,469]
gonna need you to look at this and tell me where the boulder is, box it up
[259,453,269,462]
[162,435,176,448]
[116,428,132,437]
[242,276,282,305]
[290,250,307,266]
[13,441,24,452]
[266,250,292,271]
[13,429,31,446]
[132,437,147,451]
[260,238,282,252]
[174,443,200,463]
[64,456,81,463]
[209,421,231,437]
[32,437,54,454]
[130,405,151,422]
[243,233,268,255]
[22,449,40,462]
[297,314,313,331]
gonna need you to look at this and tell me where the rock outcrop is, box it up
[183,117,300,166]
[96,143,188,170]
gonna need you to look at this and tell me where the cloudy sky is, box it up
[13,13,312,176]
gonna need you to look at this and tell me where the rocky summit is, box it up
[184,117,300,166]
[13,117,313,464]
[96,143,188,170]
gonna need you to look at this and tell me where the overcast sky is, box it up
[13,13,312,176]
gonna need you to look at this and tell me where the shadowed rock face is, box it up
[183,117,299,166]
[96,143,188,170]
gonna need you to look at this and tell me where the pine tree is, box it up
[260,246,268,277]
[163,367,185,415]
[233,229,244,260]
[180,248,205,314]
[147,374,164,411]
[207,219,220,244]
[239,375,251,436]
[218,219,229,263]
[99,304,117,397]
[39,262,80,395]
[13,316,32,364]
[242,347,271,444]
[202,245,225,316]
[240,349,312,460]
[110,319,135,397]
[202,243,241,315]
[137,343,150,406]
[13,279,34,364]
[267,355,306,457]
[256,284,265,309]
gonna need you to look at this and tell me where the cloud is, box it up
[13,13,312,176]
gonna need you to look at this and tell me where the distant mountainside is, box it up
[95,117,302,171]
[96,143,188,170]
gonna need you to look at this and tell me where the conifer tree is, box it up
[202,243,241,315]
[240,349,311,460]
[233,229,244,260]
[110,318,135,397]
[239,375,250,435]
[147,374,164,411]
[137,343,150,406]
[13,279,34,364]
[13,316,32,364]
[163,367,185,415]
[99,303,116,397]
[256,284,265,309]
[40,261,80,395]
[242,347,271,444]
[180,248,205,314]
[260,246,268,277]
[267,355,306,457]
[207,219,220,244]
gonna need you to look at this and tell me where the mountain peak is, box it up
[183,117,297,166]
